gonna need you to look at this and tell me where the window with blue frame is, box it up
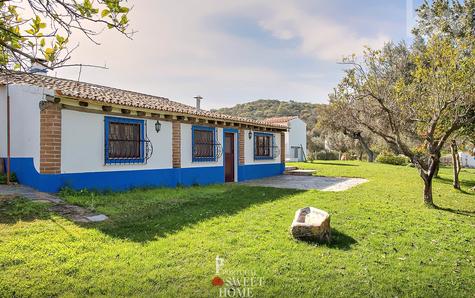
[192,126,216,162]
[105,116,145,164]
[254,132,274,160]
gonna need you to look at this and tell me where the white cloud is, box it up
[257,2,390,61]
[53,0,395,109]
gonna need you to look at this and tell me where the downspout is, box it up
[6,84,11,184]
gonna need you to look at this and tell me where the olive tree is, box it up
[317,101,375,162]
[0,0,132,70]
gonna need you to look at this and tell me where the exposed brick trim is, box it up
[280,132,286,164]
[172,122,181,168]
[40,102,61,174]
[239,129,245,165]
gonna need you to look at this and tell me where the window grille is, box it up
[104,116,153,164]
[254,132,279,160]
[192,126,222,162]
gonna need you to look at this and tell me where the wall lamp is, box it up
[155,120,161,133]
[248,131,253,140]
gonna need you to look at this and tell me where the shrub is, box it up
[316,150,340,160]
[376,152,409,166]
[0,172,17,184]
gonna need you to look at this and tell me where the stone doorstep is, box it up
[285,166,298,171]
[284,169,316,176]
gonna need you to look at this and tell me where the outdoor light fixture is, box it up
[248,131,253,139]
[155,120,161,133]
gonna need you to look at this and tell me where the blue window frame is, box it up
[254,132,275,160]
[192,125,217,162]
[104,116,145,164]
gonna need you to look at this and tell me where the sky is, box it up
[54,0,424,110]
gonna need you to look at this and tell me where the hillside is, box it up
[211,99,325,129]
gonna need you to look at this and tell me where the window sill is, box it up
[254,156,275,160]
[192,157,217,162]
[105,158,145,165]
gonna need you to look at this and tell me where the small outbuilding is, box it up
[0,71,287,192]
[264,116,306,162]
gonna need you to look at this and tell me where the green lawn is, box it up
[1,161,474,297]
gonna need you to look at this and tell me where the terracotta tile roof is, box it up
[0,70,287,129]
[263,116,298,126]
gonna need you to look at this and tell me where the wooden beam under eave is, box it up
[78,101,89,107]
[102,106,113,112]
[136,111,146,116]
[121,109,131,115]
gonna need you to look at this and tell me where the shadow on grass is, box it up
[434,176,475,194]
[435,205,475,217]
[0,197,52,224]
[298,229,357,251]
[308,162,358,167]
[76,185,303,243]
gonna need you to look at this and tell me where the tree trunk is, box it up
[451,140,460,190]
[357,137,374,162]
[417,156,439,208]
[423,177,434,207]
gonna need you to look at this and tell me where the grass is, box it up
[0,161,474,297]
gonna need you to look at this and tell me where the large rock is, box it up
[290,207,331,242]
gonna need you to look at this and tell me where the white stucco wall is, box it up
[61,109,173,173]
[180,123,224,168]
[287,118,307,161]
[0,84,52,171]
[0,86,6,158]
[459,152,475,168]
[244,130,281,165]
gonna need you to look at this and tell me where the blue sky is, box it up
[56,0,424,109]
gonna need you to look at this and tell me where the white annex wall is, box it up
[0,86,6,158]
[243,130,281,165]
[0,84,52,171]
[180,123,224,168]
[287,118,307,161]
[61,109,173,173]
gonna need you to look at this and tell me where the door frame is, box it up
[223,128,239,182]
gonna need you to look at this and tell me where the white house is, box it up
[264,116,306,162]
[0,71,287,192]
[459,152,475,168]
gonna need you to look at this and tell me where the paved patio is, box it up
[0,184,108,223]
[241,175,368,191]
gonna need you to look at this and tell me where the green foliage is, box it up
[0,0,132,70]
[376,152,410,166]
[315,150,340,160]
[212,99,324,124]
[0,197,49,222]
[1,162,474,296]
[0,172,17,184]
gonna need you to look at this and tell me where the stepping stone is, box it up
[285,169,316,176]
[85,214,109,222]
[285,166,298,171]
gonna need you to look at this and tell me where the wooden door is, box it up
[224,133,235,182]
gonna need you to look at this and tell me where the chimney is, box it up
[194,95,203,110]
[29,58,49,74]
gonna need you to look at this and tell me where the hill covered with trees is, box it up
[211,99,325,128]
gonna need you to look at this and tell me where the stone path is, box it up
[241,175,368,191]
[0,184,108,223]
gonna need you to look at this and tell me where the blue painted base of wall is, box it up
[4,158,284,193]
[238,163,285,181]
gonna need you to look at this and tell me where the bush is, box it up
[315,150,340,160]
[0,172,17,184]
[376,152,409,166]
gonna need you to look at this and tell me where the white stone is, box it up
[86,214,109,222]
[290,207,331,242]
